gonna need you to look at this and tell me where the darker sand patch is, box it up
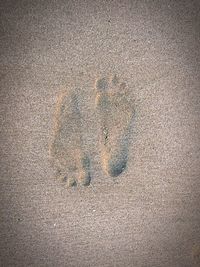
[192,244,200,265]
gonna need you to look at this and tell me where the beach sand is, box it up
[0,0,200,266]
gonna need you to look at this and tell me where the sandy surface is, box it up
[1,0,200,266]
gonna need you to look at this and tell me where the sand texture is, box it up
[95,75,134,178]
[50,90,91,186]
[0,0,200,266]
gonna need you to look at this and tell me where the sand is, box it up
[50,90,91,186]
[0,0,200,266]
[95,75,134,178]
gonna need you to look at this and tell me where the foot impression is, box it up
[50,91,91,187]
[50,75,134,186]
[95,75,135,177]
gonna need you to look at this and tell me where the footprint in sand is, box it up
[50,91,91,187]
[95,75,135,177]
